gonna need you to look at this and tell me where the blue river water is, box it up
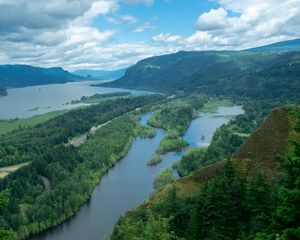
[29,105,244,240]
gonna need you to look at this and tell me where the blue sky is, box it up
[0,0,299,70]
[93,0,220,43]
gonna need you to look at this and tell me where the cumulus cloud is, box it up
[195,8,228,31]
[0,0,164,70]
[152,33,182,43]
[0,0,300,71]
[193,0,300,49]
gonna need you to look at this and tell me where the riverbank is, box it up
[0,110,70,135]
[28,105,244,240]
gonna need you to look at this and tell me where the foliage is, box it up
[177,98,285,176]
[148,95,207,158]
[156,133,188,155]
[0,95,163,167]
[71,92,132,104]
[112,106,300,240]
[176,148,207,176]
[153,168,176,193]
[0,110,69,135]
[105,49,300,102]
[111,210,180,240]
[134,125,156,139]
[0,95,164,239]
[147,154,162,166]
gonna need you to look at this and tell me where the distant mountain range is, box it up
[102,39,300,101]
[0,65,82,89]
[246,38,300,52]
[72,68,127,80]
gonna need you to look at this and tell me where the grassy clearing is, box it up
[0,109,69,135]
[201,98,233,113]
[0,162,31,179]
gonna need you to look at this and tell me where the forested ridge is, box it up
[0,94,164,239]
[0,65,81,89]
[103,46,300,102]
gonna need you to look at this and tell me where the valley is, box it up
[0,38,300,240]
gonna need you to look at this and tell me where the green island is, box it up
[146,95,208,163]
[70,92,133,104]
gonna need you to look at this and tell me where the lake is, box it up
[0,81,148,119]
[29,105,244,240]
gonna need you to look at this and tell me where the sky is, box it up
[0,0,300,71]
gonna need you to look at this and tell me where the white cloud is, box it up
[152,33,182,42]
[0,0,300,71]
[132,22,156,32]
[196,8,228,31]
[192,0,300,49]
[121,15,138,23]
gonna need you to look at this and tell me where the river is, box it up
[29,105,244,240]
[0,81,148,119]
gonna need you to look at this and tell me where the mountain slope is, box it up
[103,40,300,100]
[73,68,127,80]
[152,106,292,200]
[0,65,82,88]
[247,38,300,52]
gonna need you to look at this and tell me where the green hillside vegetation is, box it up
[0,110,70,135]
[147,95,208,162]
[111,105,300,240]
[71,92,132,104]
[103,50,300,102]
[0,95,164,239]
[0,95,163,167]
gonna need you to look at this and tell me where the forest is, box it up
[147,94,208,160]
[0,95,163,167]
[0,94,164,239]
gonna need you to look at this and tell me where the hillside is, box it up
[111,105,300,239]
[150,106,292,201]
[247,38,300,52]
[73,68,127,80]
[102,40,300,101]
[0,65,82,88]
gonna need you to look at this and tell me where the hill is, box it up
[150,106,292,201]
[102,39,300,101]
[0,65,82,88]
[111,105,300,239]
[247,38,300,52]
[73,68,127,80]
